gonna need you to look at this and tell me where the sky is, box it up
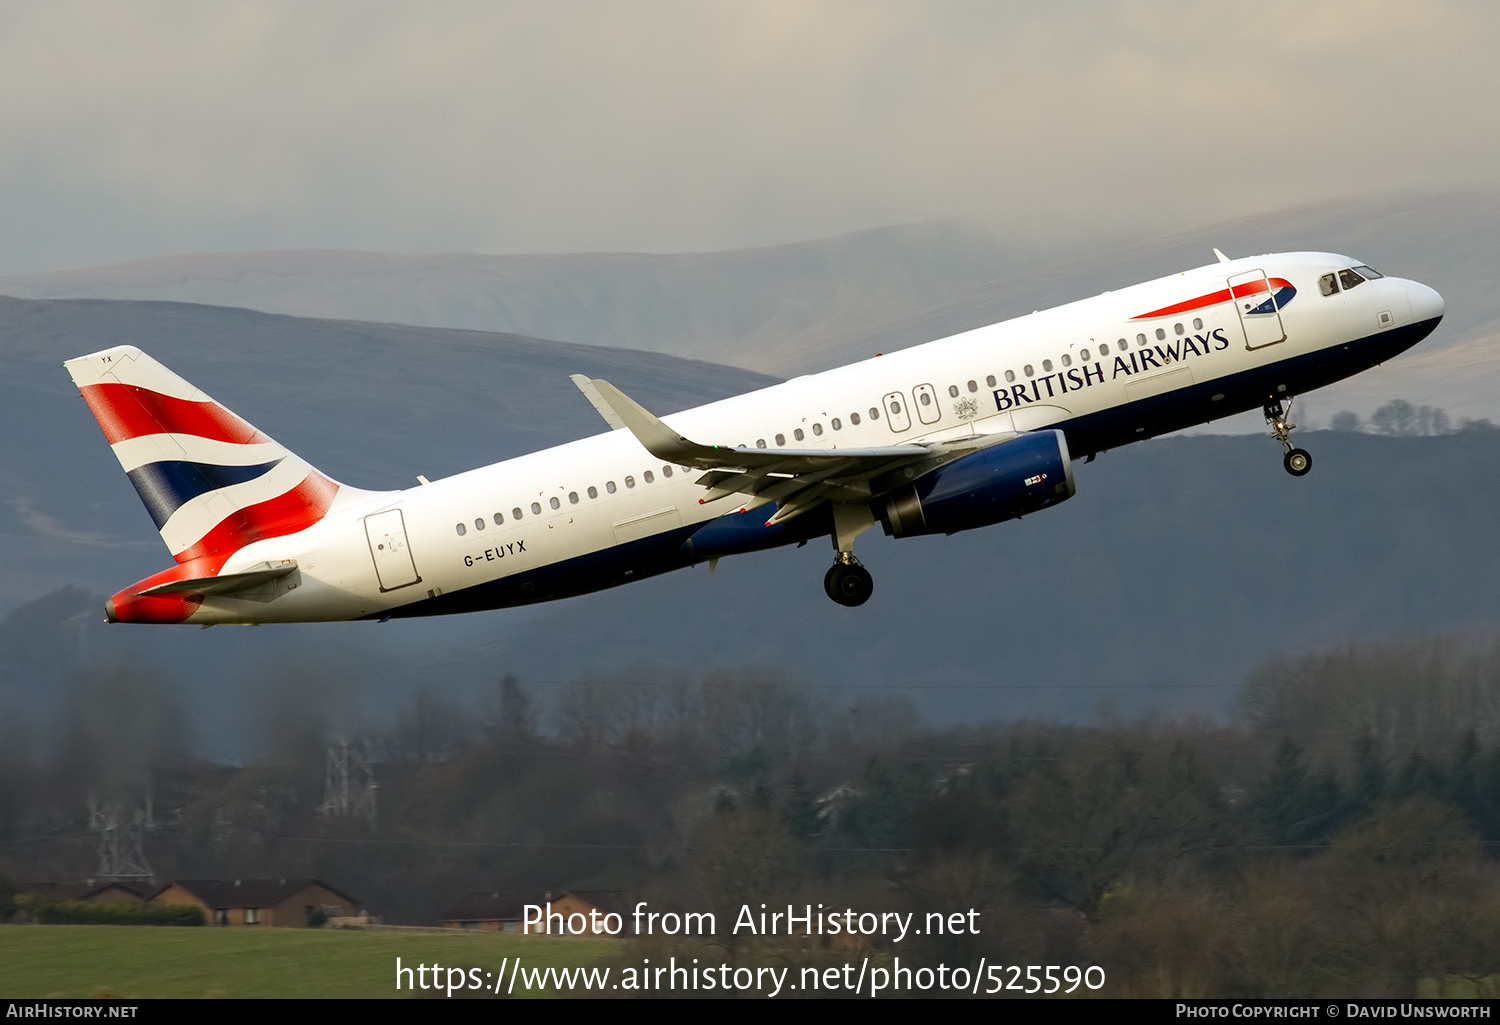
[0,1,1497,274]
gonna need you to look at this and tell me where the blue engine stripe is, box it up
[126,458,284,528]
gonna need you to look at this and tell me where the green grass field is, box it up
[0,924,616,998]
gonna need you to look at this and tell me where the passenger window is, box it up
[1155,328,1166,340]
[455,523,466,536]
[812,423,823,435]
[644,471,654,483]
[606,481,616,494]
[1319,273,1338,296]
[1023,365,1033,377]
[869,407,880,420]
[662,466,673,477]
[1060,356,1071,368]
[1193,318,1203,330]
[1353,264,1383,279]
[831,418,841,430]
[494,512,504,524]
[568,492,578,504]
[1042,360,1052,372]
[1004,370,1016,383]
[624,477,634,489]
[550,497,561,509]
[1099,344,1109,356]
[775,433,786,445]
[919,392,932,406]
[1174,323,1184,335]
[531,502,542,514]
[795,428,805,440]
[1339,268,1365,290]
[1115,339,1126,350]
[1080,350,1090,361]
[850,412,860,425]
[985,375,996,387]
[587,486,598,499]
[475,518,485,531]
[967,380,978,392]
[756,439,766,448]
[1136,333,1146,345]
[513,507,523,520]
[947,385,959,397]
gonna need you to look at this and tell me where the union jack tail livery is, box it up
[65,345,363,623]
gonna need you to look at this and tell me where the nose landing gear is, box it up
[1266,396,1312,476]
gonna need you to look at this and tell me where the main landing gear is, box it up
[825,555,874,607]
[1265,396,1312,477]
[825,502,877,607]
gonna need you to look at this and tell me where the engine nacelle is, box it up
[878,429,1075,538]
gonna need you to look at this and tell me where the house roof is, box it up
[151,878,358,909]
[438,892,528,922]
[20,882,94,902]
[85,881,153,900]
[18,880,152,901]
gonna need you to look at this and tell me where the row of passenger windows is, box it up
[978,317,1208,387]
[454,464,691,535]
[745,404,891,449]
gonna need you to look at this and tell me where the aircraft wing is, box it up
[573,375,1019,526]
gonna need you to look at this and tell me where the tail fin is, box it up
[64,345,343,564]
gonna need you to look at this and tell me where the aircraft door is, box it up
[912,383,942,425]
[364,509,422,591]
[1228,269,1287,349]
[882,391,912,432]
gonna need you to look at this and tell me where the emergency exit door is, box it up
[1228,269,1288,350]
[364,509,421,591]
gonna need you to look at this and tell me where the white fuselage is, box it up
[198,251,1444,623]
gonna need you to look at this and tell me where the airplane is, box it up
[64,250,1444,624]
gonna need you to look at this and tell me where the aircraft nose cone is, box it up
[1407,281,1445,321]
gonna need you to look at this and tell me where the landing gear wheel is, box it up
[1283,448,1312,476]
[824,563,874,607]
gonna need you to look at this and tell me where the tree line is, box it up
[5,638,1500,997]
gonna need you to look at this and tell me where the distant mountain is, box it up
[2,191,1494,393]
[4,297,1500,760]
[0,222,1024,375]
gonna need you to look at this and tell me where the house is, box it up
[438,891,526,933]
[151,878,360,927]
[18,880,152,904]
[438,890,628,935]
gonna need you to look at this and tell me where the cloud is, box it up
[0,1,1495,271]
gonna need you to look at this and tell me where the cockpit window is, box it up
[1352,264,1383,280]
[1338,268,1366,290]
[1319,273,1338,296]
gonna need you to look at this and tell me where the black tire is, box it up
[823,564,841,601]
[826,564,874,607]
[1284,448,1312,476]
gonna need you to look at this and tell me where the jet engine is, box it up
[877,429,1075,538]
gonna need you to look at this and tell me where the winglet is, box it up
[586,378,718,464]
[1213,248,1231,264]
[569,374,627,431]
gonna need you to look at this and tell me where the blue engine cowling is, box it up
[877,429,1075,538]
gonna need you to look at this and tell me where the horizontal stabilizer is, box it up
[138,560,298,598]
